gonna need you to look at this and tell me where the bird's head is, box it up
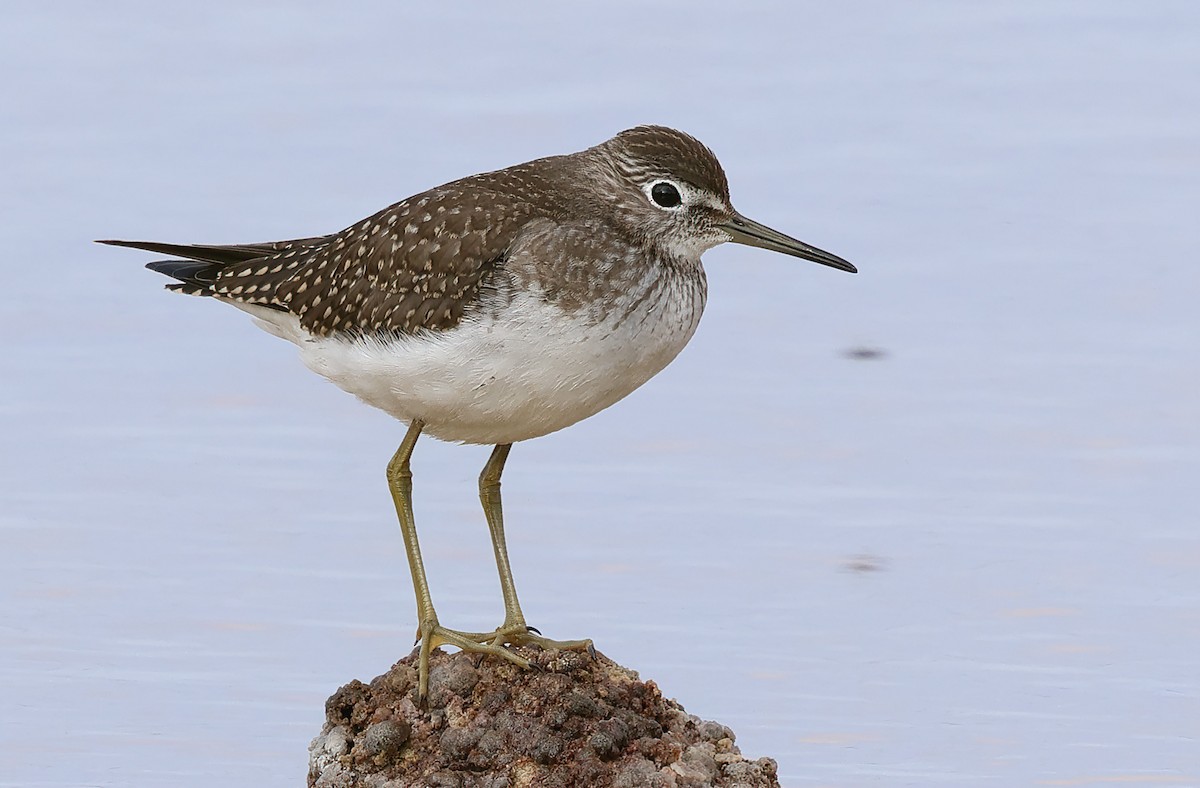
[587,125,856,273]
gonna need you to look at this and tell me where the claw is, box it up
[526,625,542,635]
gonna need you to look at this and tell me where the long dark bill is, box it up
[720,213,857,273]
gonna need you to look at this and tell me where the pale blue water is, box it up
[2,2,1198,786]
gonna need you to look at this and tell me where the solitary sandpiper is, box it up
[102,125,856,702]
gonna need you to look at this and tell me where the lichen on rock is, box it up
[308,647,780,788]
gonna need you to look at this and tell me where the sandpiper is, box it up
[102,125,856,702]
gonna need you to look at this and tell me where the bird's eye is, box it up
[649,181,683,209]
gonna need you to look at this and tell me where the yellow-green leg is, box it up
[386,425,593,704]
[476,444,593,654]
[386,422,529,704]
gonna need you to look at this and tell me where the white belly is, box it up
[239,275,705,444]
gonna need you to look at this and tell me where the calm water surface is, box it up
[2,2,1198,786]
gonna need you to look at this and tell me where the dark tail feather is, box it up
[145,259,223,286]
[97,236,329,264]
[100,236,328,301]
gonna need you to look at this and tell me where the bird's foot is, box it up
[479,622,595,656]
[413,618,593,706]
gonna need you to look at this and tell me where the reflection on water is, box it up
[2,2,1198,786]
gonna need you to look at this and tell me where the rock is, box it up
[307,647,780,788]
[361,720,411,763]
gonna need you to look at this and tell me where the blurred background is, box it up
[2,2,1198,786]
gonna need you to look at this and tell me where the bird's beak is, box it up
[720,212,857,273]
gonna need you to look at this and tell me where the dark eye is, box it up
[650,182,682,208]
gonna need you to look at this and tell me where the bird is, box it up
[101,125,856,703]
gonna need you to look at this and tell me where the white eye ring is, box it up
[645,180,685,210]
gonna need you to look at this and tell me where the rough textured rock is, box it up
[308,647,780,788]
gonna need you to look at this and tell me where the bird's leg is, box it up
[479,444,525,630]
[386,421,530,704]
[475,443,593,655]
[388,420,435,632]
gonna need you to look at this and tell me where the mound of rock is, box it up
[308,647,780,788]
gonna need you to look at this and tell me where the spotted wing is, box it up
[113,158,568,336]
[200,177,554,336]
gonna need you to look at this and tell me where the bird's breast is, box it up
[296,257,707,445]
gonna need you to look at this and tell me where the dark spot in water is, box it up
[843,554,887,573]
[842,346,888,360]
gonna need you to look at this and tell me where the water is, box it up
[2,2,1198,785]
